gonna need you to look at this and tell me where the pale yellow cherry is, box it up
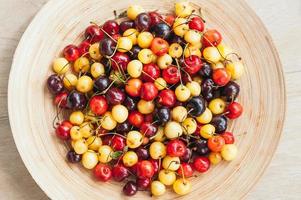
[127,59,143,78]
[172,106,188,122]
[101,112,117,130]
[138,49,154,64]
[98,145,113,163]
[173,18,189,37]
[186,81,201,96]
[175,85,191,102]
[151,181,166,196]
[158,169,176,186]
[154,77,167,90]
[70,126,82,140]
[117,37,133,53]
[63,73,78,90]
[164,121,183,139]
[82,150,98,169]
[217,43,233,60]
[175,1,193,17]
[127,5,144,20]
[149,141,166,159]
[112,104,128,123]
[173,178,192,195]
[203,47,222,63]
[53,57,70,74]
[196,108,212,124]
[123,28,139,45]
[184,44,202,58]
[73,139,88,154]
[157,54,173,69]
[182,117,197,135]
[208,98,226,115]
[153,127,165,142]
[221,144,238,161]
[69,111,84,125]
[162,156,180,171]
[137,99,155,114]
[126,131,143,148]
[86,136,102,151]
[123,151,138,167]
[184,30,202,45]
[226,61,244,80]
[169,43,183,58]
[137,32,154,48]
[76,75,93,93]
[79,122,93,138]
[89,43,102,60]
[73,57,90,73]
[90,62,105,78]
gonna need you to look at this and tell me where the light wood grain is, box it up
[0,0,300,199]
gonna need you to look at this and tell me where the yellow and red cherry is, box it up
[150,38,169,56]
[89,95,108,116]
[168,43,183,58]
[226,102,243,119]
[140,122,158,137]
[136,160,155,179]
[128,110,144,128]
[209,152,222,165]
[184,55,202,75]
[142,63,160,82]
[69,111,84,125]
[193,156,210,173]
[140,82,158,101]
[208,136,225,152]
[94,163,112,182]
[157,89,176,108]
[221,132,235,144]
[135,13,151,32]
[154,77,167,90]
[56,120,72,140]
[111,136,126,151]
[63,45,80,62]
[103,20,119,36]
[189,16,205,32]
[212,68,231,86]
[106,87,125,105]
[202,29,222,47]
[149,159,159,174]
[165,14,175,26]
[111,52,130,71]
[166,139,187,157]
[125,78,142,97]
[84,25,104,43]
[177,163,194,178]
[162,66,180,84]
[112,164,129,181]
[137,99,155,114]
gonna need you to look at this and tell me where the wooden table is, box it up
[0,0,300,199]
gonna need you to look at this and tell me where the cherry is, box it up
[212,68,231,86]
[189,16,205,32]
[166,139,186,157]
[136,160,155,179]
[180,148,192,162]
[123,96,137,111]
[125,78,142,97]
[101,135,112,145]
[142,63,160,82]
[123,181,138,196]
[149,159,159,174]
[120,20,135,33]
[78,40,91,57]
[136,177,150,190]
[112,164,129,181]
[103,20,119,36]
[55,120,72,140]
[47,74,64,95]
[94,163,112,182]
[198,62,212,78]
[63,45,80,62]
[211,116,228,133]
[144,113,153,123]
[177,163,194,178]
[116,121,131,134]
[128,110,144,128]
[193,139,210,156]
[140,122,157,137]
[94,76,110,92]
[99,38,116,57]
[89,95,108,115]
[66,150,82,163]
[150,38,169,56]
[165,15,175,26]
[151,22,172,40]
[193,156,210,173]
[186,96,206,117]
[54,92,68,108]
[221,81,240,102]
[154,107,171,125]
[221,132,235,144]
[111,136,126,151]
[129,45,142,60]
[208,136,225,152]
[184,55,203,75]
[157,89,176,108]
[226,102,243,119]
[67,91,87,110]
[202,29,222,47]
[106,87,125,105]
[162,66,180,84]
[85,24,104,43]
[181,71,192,84]
[135,13,151,31]
[169,33,185,45]
[140,82,158,101]
[136,147,150,160]
[111,52,130,71]
[149,11,163,27]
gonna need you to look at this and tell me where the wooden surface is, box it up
[0,0,300,199]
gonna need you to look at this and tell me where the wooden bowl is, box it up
[8,0,286,199]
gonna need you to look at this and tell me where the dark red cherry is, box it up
[149,159,159,174]
[135,13,151,31]
[129,45,142,60]
[120,20,135,33]
[63,45,80,62]
[123,96,137,111]
[154,107,171,125]
[78,40,91,57]
[140,122,157,137]
[180,148,192,162]
[136,147,149,160]
[136,178,150,190]
[149,11,163,27]
[221,81,240,102]
[193,156,210,173]
[85,25,104,43]
[111,52,130,71]
[67,91,87,110]
[189,16,205,32]
[123,181,138,196]
[186,96,206,117]
[116,121,131,134]
[103,20,119,36]
[94,76,111,92]
[112,164,129,182]
[54,92,68,108]
[99,38,116,57]
[106,87,125,105]
[151,22,171,40]
[211,116,228,133]
[66,150,81,163]
[47,74,64,95]
[198,62,212,78]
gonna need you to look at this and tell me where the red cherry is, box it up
[177,163,194,178]
[149,159,159,174]
[150,38,169,56]
[140,82,158,101]
[221,132,235,144]
[140,122,158,137]
[226,102,243,119]
[111,52,130,71]
[194,122,203,135]
[54,92,68,108]
[144,113,153,123]
[202,29,222,47]
[142,63,160,82]
[208,136,225,152]
[111,136,126,151]
[166,139,187,157]
[212,68,231,86]
[189,16,205,32]
[136,160,155,179]
[157,89,176,108]
[78,40,91,57]
[136,177,151,190]
[103,20,119,36]
[149,11,163,26]
[193,156,210,173]
[112,164,129,181]
[128,110,144,128]
[184,55,202,75]
[55,120,72,140]
[165,15,175,26]
[63,45,80,62]
[85,25,104,43]
[125,78,142,97]
[94,163,112,182]
[89,95,108,115]
[162,66,180,84]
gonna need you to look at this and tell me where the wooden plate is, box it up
[8,0,286,199]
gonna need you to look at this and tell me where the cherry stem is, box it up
[175,58,183,85]
[98,132,127,139]
[141,71,168,89]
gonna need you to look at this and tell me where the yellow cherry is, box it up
[138,49,154,64]
[184,30,202,45]
[162,156,180,171]
[200,124,215,139]
[73,139,88,154]
[149,141,166,159]
[82,150,98,169]
[209,152,222,165]
[157,54,173,69]
[69,111,84,125]
[158,170,176,186]
[112,104,128,123]
[123,151,138,167]
[153,127,165,142]
[154,77,167,90]
[173,178,192,195]
[164,121,183,139]
[101,112,117,131]
[73,57,90,73]
[184,44,202,58]
[169,43,183,58]
[126,131,143,149]
[175,1,193,17]
[123,28,139,45]
[151,181,166,196]
[127,5,144,20]
[175,85,191,102]
[76,75,93,93]
[137,32,154,48]
[208,98,226,115]
[86,136,102,151]
[221,144,238,161]
[70,126,82,140]
[53,57,70,74]
[226,61,244,80]
[89,43,102,60]
[182,117,197,135]
[127,59,143,78]
[173,18,189,37]
[172,106,188,122]
[137,99,155,114]
[186,81,201,96]
[63,73,78,90]
[117,37,133,52]
[196,108,212,124]
[98,145,113,163]
[203,47,222,63]
[79,122,93,138]
[90,62,105,78]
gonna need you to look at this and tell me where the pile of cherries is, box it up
[47,2,244,197]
